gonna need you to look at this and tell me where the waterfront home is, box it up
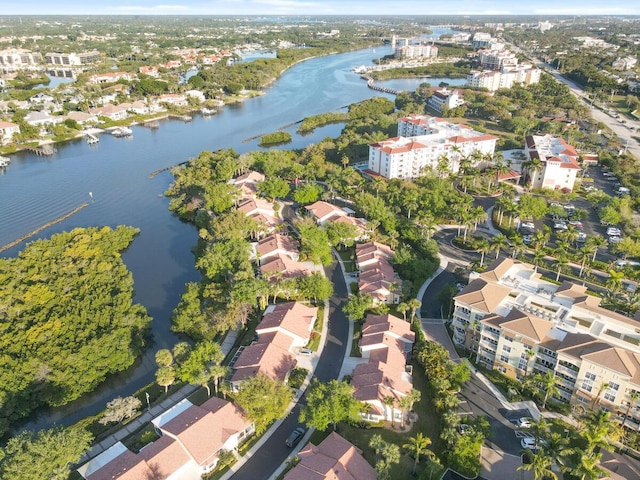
[78,397,254,480]
[154,93,188,107]
[139,65,159,77]
[64,111,99,125]
[119,101,151,115]
[0,121,20,144]
[284,432,377,480]
[24,111,64,127]
[229,170,265,196]
[185,90,206,103]
[260,254,312,281]
[90,104,129,122]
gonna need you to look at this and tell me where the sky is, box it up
[0,0,638,17]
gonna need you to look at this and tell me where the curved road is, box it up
[231,260,349,479]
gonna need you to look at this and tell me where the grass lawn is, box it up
[306,304,324,352]
[337,246,356,273]
[337,360,442,478]
[350,320,363,357]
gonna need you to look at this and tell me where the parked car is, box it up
[521,437,546,451]
[576,232,587,244]
[568,221,583,230]
[520,222,535,231]
[517,417,533,428]
[285,427,306,447]
[523,235,533,245]
[607,227,622,237]
[609,235,623,244]
[554,221,568,231]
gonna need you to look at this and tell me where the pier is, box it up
[363,75,402,95]
[149,161,190,179]
[24,144,56,156]
[170,114,192,122]
[0,202,89,253]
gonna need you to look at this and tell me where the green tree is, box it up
[403,432,435,475]
[517,449,558,480]
[299,379,363,431]
[0,426,92,480]
[257,177,290,200]
[325,221,359,248]
[293,183,323,204]
[178,341,225,396]
[155,349,174,367]
[99,396,142,425]
[342,293,374,321]
[235,374,293,434]
[297,272,333,302]
[156,366,176,394]
[369,434,401,480]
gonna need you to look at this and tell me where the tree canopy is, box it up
[0,226,150,435]
[299,379,363,431]
[234,374,293,434]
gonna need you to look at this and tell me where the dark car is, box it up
[285,427,306,447]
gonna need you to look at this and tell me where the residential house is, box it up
[0,121,20,143]
[87,72,136,84]
[284,432,377,480]
[254,233,300,264]
[154,94,188,107]
[64,111,98,125]
[119,101,151,115]
[368,115,497,179]
[451,258,640,422]
[139,65,160,77]
[90,103,129,122]
[523,134,581,192]
[78,397,254,480]
[229,170,265,197]
[237,197,282,234]
[260,253,311,280]
[185,90,206,103]
[230,331,297,391]
[24,111,64,127]
[305,200,349,224]
[613,56,637,71]
[255,301,318,349]
[355,242,402,304]
[352,313,415,423]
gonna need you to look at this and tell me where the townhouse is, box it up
[355,241,402,305]
[452,258,640,420]
[230,301,317,391]
[284,432,377,480]
[305,200,369,238]
[78,397,254,480]
[523,134,581,192]
[229,170,265,197]
[368,115,497,179]
[237,197,282,236]
[352,313,415,423]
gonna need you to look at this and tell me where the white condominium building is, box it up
[0,48,42,72]
[452,258,640,421]
[479,49,518,70]
[524,134,581,192]
[368,115,497,179]
[395,44,438,60]
[427,88,465,115]
[466,63,541,92]
[45,51,101,65]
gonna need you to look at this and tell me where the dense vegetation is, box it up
[369,61,471,81]
[0,226,150,435]
[258,131,292,146]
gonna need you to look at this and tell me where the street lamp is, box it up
[146,392,150,412]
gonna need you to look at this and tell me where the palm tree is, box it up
[477,238,490,267]
[382,395,395,424]
[571,451,605,480]
[156,366,176,394]
[586,236,607,263]
[606,269,625,292]
[509,235,526,259]
[399,395,412,429]
[517,450,558,480]
[544,431,574,471]
[621,391,640,429]
[532,249,547,273]
[538,371,560,408]
[397,302,409,321]
[210,364,229,395]
[403,432,435,476]
[491,233,509,260]
[407,298,422,322]
[554,254,569,282]
[577,246,593,277]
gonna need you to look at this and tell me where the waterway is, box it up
[3,27,458,432]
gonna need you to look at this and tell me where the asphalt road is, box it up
[231,260,349,480]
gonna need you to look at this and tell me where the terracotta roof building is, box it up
[355,242,401,305]
[284,432,377,480]
[523,134,581,192]
[452,257,640,422]
[369,115,497,179]
[256,301,318,348]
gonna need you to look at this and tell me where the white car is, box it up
[521,437,546,451]
[521,222,535,231]
[607,227,622,237]
[609,236,623,244]
[576,232,587,243]
[517,417,533,428]
[554,221,568,231]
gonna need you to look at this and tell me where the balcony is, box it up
[556,364,579,378]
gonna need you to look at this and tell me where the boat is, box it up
[0,156,10,168]
[201,107,216,116]
[352,65,368,74]
[112,127,133,138]
[86,133,99,145]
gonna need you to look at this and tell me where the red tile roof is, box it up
[256,301,318,342]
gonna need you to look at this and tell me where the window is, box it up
[498,366,507,373]
[500,355,509,363]
[504,336,514,342]
[518,360,527,371]
[502,345,511,353]
[582,372,596,392]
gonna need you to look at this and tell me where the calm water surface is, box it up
[5,28,458,430]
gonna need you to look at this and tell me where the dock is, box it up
[149,160,190,179]
[0,156,10,168]
[86,133,99,145]
[170,114,192,122]
[363,75,402,95]
[25,144,56,156]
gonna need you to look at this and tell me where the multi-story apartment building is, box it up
[466,63,541,92]
[472,32,493,49]
[368,115,497,179]
[45,51,100,65]
[479,49,518,71]
[452,258,640,421]
[0,48,42,73]
[523,134,581,192]
[395,44,438,60]
[427,88,465,115]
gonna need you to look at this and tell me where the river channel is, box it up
[2,28,456,432]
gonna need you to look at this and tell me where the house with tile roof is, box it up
[523,134,581,192]
[237,197,282,236]
[90,103,129,121]
[452,257,640,421]
[254,233,300,264]
[256,301,318,349]
[368,115,497,179]
[0,121,20,144]
[78,397,253,480]
[260,253,312,281]
[229,171,265,197]
[355,242,402,305]
[350,313,415,423]
[305,200,349,224]
[284,431,377,480]
[230,331,297,391]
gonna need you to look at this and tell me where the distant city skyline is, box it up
[0,0,638,16]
